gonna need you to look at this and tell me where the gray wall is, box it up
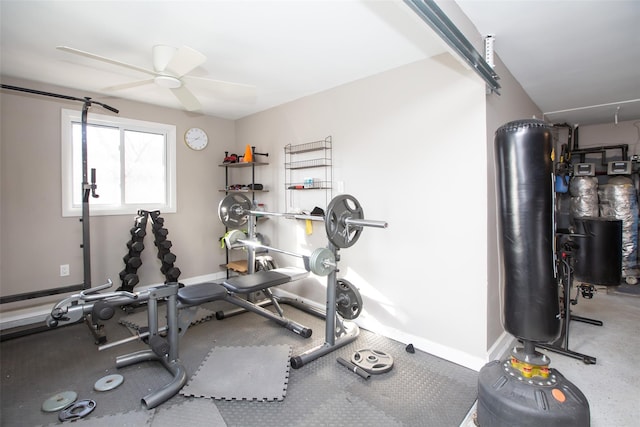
[579,120,640,150]
[1,77,234,311]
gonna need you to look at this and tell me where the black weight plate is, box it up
[336,278,362,319]
[325,194,364,248]
[218,193,251,228]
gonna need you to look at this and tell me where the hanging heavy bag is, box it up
[495,119,561,343]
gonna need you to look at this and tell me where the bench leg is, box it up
[224,294,312,338]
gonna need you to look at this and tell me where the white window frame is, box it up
[61,109,177,217]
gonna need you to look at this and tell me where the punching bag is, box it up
[495,119,561,343]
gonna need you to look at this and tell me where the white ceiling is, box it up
[1,1,639,125]
[457,0,640,126]
[0,0,448,120]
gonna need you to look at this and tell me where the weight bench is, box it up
[178,267,312,338]
[46,267,311,409]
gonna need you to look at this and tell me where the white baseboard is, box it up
[0,305,54,331]
[273,288,494,372]
[487,330,516,361]
[2,274,517,372]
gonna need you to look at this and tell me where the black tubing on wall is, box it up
[495,119,561,343]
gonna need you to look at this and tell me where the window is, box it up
[61,109,176,216]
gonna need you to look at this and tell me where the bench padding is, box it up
[222,270,291,293]
[178,282,228,306]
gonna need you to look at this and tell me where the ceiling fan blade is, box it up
[170,86,202,111]
[57,46,157,77]
[165,46,207,77]
[184,75,257,103]
[102,79,155,91]
[152,45,176,72]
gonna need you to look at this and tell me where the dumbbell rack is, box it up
[118,210,182,293]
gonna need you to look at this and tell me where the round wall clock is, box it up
[184,127,208,151]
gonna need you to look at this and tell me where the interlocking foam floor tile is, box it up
[149,398,227,427]
[181,345,292,401]
[42,409,153,426]
[119,305,214,330]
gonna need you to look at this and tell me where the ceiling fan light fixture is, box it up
[154,75,181,89]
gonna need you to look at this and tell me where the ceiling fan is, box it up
[57,45,256,111]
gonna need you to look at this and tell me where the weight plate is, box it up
[325,194,364,248]
[94,373,124,392]
[218,193,251,228]
[351,349,394,374]
[335,278,363,320]
[58,399,96,422]
[42,391,77,412]
[224,229,247,248]
[308,248,335,276]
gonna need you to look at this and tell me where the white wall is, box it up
[235,54,490,369]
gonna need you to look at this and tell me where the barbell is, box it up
[225,229,336,276]
[218,193,387,249]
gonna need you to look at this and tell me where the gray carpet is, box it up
[1,301,478,426]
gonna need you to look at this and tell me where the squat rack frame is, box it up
[0,85,118,320]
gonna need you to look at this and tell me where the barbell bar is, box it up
[233,237,336,277]
[218,193,388,249]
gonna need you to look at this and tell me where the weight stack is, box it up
[478,119,590,426]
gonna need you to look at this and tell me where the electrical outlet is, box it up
[60,264,70,277]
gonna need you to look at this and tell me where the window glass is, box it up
[124,130,166,204]
[71,123,121,206]
[61,109,176,216]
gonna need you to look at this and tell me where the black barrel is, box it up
[574,217,622,286]
[495,119,561,343]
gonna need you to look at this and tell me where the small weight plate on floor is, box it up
[42,390,77,412]
[94,373,124,391]
[58,399,96,422]
[351,349,394,374]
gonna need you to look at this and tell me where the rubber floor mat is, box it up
[42,408,153,426]
[119,305,214,330]
[181,345,292,401]
[150,398,227,426]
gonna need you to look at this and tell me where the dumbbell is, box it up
[157,252,177,264]
[134,215,148,226]
[155,240,172,250]
[149,210,162,221]
[126,240,145,253]
[153,228,169,240]
[123,254,142,269]
[164,267,181,282]
[130,227,146,238]
[121,273,139,289]
[151,216,165,226]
